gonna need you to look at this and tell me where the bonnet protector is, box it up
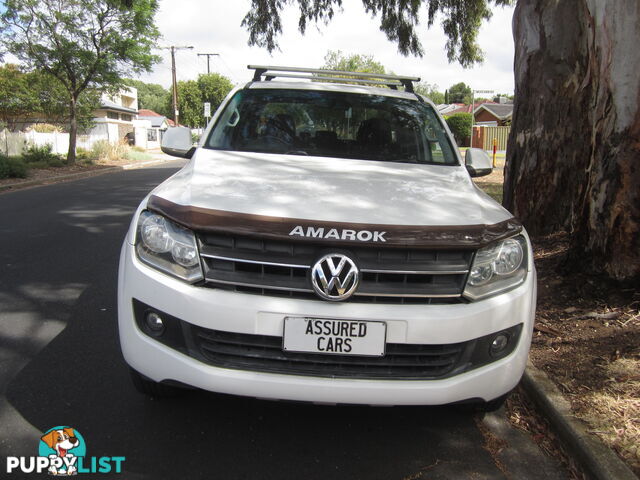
[147,195,522,249]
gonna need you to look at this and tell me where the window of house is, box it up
[107,111,119,120]
[121,114,132,122]
[147,129,158,142]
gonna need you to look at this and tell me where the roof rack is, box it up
[248,65,420,93]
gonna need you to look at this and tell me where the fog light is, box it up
[490,333,509,356]
[145,312,165,336]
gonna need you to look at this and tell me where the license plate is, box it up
[283,317,386,356]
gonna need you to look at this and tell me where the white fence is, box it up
[0,124,111,156]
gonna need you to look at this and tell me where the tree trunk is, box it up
[67,95,78,164]
[504,0,640,280]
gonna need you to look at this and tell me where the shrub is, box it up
[31,123,63,133]
[21,144,64,167]
[0,154,28,179]
[91,140,129,162]
[75,147,95,165]
[445,113,473,147]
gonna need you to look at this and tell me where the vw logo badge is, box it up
[311,253,359,301]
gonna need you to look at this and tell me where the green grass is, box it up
[477,182,503,203]
[125,150,152,162]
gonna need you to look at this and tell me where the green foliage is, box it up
[75,147,95,164]
[0,65,101,131]
[445,113,472,145]
[21,144,63,167]
[323,50,386,74]
[242,0,513,67]
[169,74,234,128]
[125,78,171,117]
[448,82,472,104]
[173,80,201,128]
[0,64,39,122]
[198,73,234,115]
[415,82,445,104]
[1,0,161,162]
[0,154,28,179]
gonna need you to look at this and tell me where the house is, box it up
[92,87,139,142]
[134,109,174,149]
[473,103,514,126]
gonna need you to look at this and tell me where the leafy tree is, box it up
[242,0,511,66]
[0,64,98,131]
[170,80,202,128]
[322,50,386,74]
[0,64,40,125]
[197,73,234,116]
[448,82,472,104]
[494,93,514,103]
[445,113,472,146]
[444,89,450,104]
[125,79,171,117]
[167,74,234,128]
[1,0,161,163]
[414,82,445,104]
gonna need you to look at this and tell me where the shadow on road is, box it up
[1,165,505,480]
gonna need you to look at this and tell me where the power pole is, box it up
[197,53,219,74]
[160,45,193,125]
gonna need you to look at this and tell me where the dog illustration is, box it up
[40,428,80,476]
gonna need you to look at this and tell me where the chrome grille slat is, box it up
[198,233,472,303]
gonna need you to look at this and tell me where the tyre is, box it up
[129,368,184,398]
[476,393,509,412]
[456,392,510,413]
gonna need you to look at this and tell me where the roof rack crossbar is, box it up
[248,65,420,92]
[259,72,404,87]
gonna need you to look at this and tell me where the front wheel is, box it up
[456,392,510,413]
[129,368,184,398]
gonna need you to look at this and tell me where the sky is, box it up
[140,0,516,95]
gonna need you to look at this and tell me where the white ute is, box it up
[118,65,536,409]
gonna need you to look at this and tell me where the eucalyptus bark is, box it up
[504,0,640,280]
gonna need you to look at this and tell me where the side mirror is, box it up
[161,126,195,159]
[465,148,493,177]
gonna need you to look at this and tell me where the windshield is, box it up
[205,88,458,165]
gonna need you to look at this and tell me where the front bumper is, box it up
[118,241,536,405]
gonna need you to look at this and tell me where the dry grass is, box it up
[92,140,130,163]
[506,387,586,479]
[579,358,640,471]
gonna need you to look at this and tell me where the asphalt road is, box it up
[0,162,567,480]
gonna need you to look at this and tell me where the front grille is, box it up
[191,326,469,380]
[198,232,473,304]
[133,299,524,381]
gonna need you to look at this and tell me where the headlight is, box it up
[135,211,203,283]
[463,235,528,300]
